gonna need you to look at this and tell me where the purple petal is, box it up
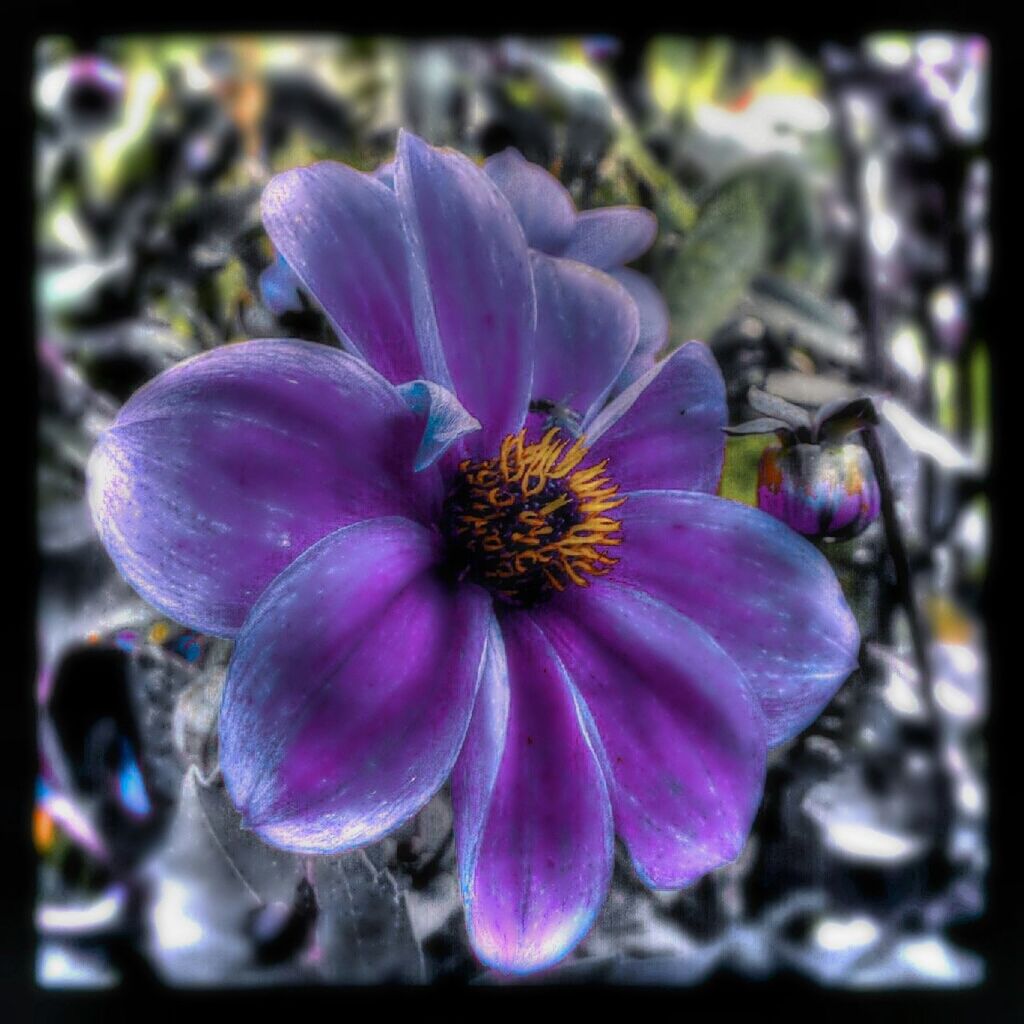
[261,162,422,384]
[610,268,669,358]
[395,131,536,454]
[220,517,491,853]
[257,254,304,315]
[483,148,576,254]
[87,340,440,636]
[607,268,669,397]
[530,253,639,423]
[584,341,727,494]
[561,207,657,270]
[372,159,395,189]
[533,581,767,889]
[397,379,481,471]
[611,490,861,744]
[452,612,613,973]
[607,349,657,399]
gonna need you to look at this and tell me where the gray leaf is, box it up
[313,846,424,983]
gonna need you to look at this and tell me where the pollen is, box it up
[442,427,625,607]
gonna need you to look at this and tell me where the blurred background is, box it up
[33,34,990,987]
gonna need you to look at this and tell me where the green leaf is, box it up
[662,173,768,347]
[659,158,821,350]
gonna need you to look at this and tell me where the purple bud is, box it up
[757,441,880,540]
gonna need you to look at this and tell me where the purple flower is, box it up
[87,131,859,974]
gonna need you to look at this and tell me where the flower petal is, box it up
[610,268,669,358]
[607,267,669,396]
[533,581,767,889]
[530,253,639,423]
[560,207,657,270]
[87,340,440,636]
[583,341,727,494]
[220,517,491,854]
[607,351,657,401]
[397,379,481,471]
[395,131,536,454]
[261,162,422,384]
[372,159,395,188]
[452,612,613,973]
[257,253,305,315]
[484,148,576,254]
[611,490,861,744]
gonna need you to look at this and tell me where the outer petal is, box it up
[610,267,669,358]
[220,517,491,853]
[530,253,639,423]
[484,148,576,254]
[395,131,536,454]
[452,613,613,973]
[560,207,657,270]
[583,341,727,494]
[533,581,767,889]
[607,267,669,396]
[87,340,440,636]
[261,162,422,384]
[611,490,861,744]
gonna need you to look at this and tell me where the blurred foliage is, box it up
[720,433,773,507]
[658,158,822,349]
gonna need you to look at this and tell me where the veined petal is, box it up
[561,207,657,270]
[533,582,767,889]
[452,613,613,973]
[484,148,576,254]
[261,162,422,384]
[530,253,639,424]
[220,517,491,853]
[611,490,861,744]
[584,341,726,494]
[395,130,536,454]
[87,340,440,636]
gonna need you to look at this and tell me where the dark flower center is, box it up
[441,427,625,608]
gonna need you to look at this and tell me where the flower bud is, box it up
[757,441,880,540]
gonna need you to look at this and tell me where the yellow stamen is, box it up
[447,428,625,603]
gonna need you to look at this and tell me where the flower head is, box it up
[441,427,624,605]
[87,131,859,974]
